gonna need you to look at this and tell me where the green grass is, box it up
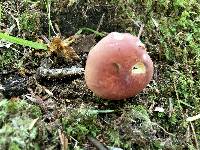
[0,32,47,50]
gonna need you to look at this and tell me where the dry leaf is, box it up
[48,36,79,61]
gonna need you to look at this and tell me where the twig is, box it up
[46,0,56,37]
[7,12,21,33]
[186,113,200,122]
[41,35,50,44]
[0,84,5,90]
[185,125,190,143]
[173,76,180,107]
[87,136,108,150]
[168,98,173,117]
[36,66,84,78]
[190,122,199,150]
[29,117,39,130]
[96,13,105,32]
[153,123,174,136]
[54,23,61,36]
[25,91,47,112]
[58,129,68,150]
[6,24,16,34]
[137,24,144,39]
[70,136,78,148]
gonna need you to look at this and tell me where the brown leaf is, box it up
[48,36,79,61]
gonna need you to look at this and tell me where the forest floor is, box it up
[0,0,199,149]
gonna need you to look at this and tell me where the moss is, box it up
[0,50,18,70]
[61,106,102,142]
[19,11,41,33]
[0,99,42,149]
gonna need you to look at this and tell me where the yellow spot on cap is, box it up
[131,62,146,74]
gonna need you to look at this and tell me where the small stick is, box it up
[70,136,78,148]
[190,122,199,150]
[97,13,105,32]
[87,136,108,150]
[36,66,84,78]
[41,35,50,44]
[137,24,144,39]
[186,113,200,122]
[153,123,174,136]
[55,23,61,36]
[29,117,39,130]
[58,129,68,150]
[0,84,5,90]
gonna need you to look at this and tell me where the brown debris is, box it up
[58,129,69,150]
[48,35,80,61]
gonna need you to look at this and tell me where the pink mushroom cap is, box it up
[85,32,154,100]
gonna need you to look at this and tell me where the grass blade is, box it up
[0,32,47,50]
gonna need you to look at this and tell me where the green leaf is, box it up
[76,27,106,37]
[0,32,47,50]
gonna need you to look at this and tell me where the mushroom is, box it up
[85,32,153,100]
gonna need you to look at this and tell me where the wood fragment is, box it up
[25,94,47,112]
[186,114,200,122]
[58,129,68,150]
[190,122,199,150]
[137,24,144,39]
[87,136,108,150]
[36,66,84,78]
[29,117,39,130]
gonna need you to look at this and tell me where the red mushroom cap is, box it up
[85,32,153,100]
